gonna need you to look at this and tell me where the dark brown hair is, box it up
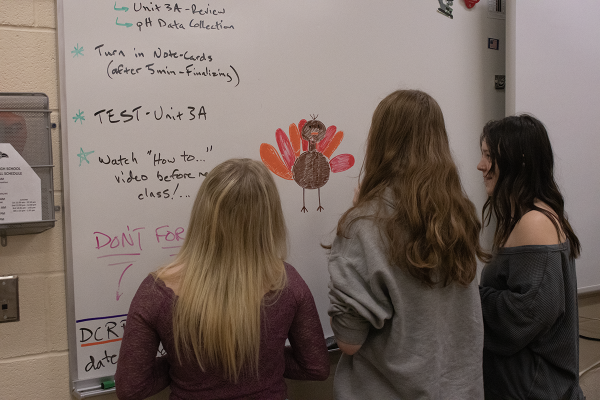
[339,90,488,286]
[481,114,580,258]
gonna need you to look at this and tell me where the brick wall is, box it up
[0,1,71,398]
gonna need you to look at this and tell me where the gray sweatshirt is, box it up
[328,198,484,400]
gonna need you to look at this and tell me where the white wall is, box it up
[507,0,600,293]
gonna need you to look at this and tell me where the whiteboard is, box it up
[507,0,600,294]
[57,0,506,387]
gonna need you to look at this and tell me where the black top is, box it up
[480,241,584,400]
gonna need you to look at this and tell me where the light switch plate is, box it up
[0,276,19,322]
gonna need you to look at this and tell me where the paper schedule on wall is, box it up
[0,144,41,224]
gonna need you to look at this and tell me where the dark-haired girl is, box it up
[328,90,487,399]
[477,115,584,399]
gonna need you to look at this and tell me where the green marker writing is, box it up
[114,2,129,12]
[116,18,133,28]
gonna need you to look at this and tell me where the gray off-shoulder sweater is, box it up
[480,242,584,400]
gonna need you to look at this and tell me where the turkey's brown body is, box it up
[293,150,330,189]
[295,117,331,212]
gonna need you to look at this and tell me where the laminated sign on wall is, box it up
[0,143,42,223]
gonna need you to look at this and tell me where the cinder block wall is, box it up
[0,1,72,399]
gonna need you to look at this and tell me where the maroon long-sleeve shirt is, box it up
[115,263,329,400]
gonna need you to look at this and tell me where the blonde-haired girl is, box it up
[116,158,329,400]
[328,90,487,399]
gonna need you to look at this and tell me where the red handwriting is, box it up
[94,226,145,251]
[93,225,185,253]
[155,225,185,243]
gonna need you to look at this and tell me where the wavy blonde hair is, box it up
[339,90,488,286]
[157,158,287,382]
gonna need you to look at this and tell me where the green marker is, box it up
[101,379,115,390]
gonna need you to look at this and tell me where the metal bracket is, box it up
[0,92,56,239]
[438,0,454,19]
[495,75,506,90]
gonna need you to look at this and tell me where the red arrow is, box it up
[116,263,133,301]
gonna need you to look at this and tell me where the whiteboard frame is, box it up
[56,0,507,392]
[56,0,116,395]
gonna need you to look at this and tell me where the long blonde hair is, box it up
[339,90,489,286]
[157,158,288,382]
